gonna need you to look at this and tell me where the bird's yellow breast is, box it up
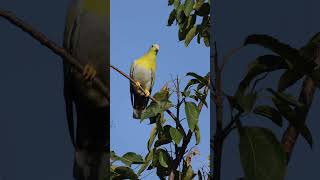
[135,54,156,72]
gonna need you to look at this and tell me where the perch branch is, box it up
[0,10,109,99]
[109,65,182,130]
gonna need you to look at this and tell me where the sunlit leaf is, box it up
[148,126,157,151]
[185,26,197,46]
[141,100,173,120]
[121,152,144,166]
[169,127,183,145]
[185,101,200,131]
[159,150,169,168]
[195,124,201,145]
[137,150,154,176]
[184,0,195,16]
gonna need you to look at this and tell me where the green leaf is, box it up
[236,92,257,113]
[310,68,320,86]
[186,72,208,85]
[110,151,120,162]
[244,34,316,74]
[148,126,157,151]
[141,100,174,120]
[198,170,203,180]
[184,78,200,92]
[236,55,287,96]
[187,14,197,29]
[300,32,320,60]
[114,166,138,179]
[203,36,210,47]
[278,70,303,92]
[167,9,176,26]
[183,166,194,179]
[267,88,304,108]
[184,0,195,16]
[195,2,210,16]
[169,127,183,145]
[253,105,283,127]
[155,125,172,147]
[137,150,154,176]
[194,0,205,10]
[159,149,169,168]
[176,4,186,23]
[185,101,200,131]
[195,124,201,145]
[272,97,313,148]
[185,26,197,46]
[239,127,286,180]
[168,0,175,6]
[174,0,181,9]
[197,33,201,44]
[121,152,144,166]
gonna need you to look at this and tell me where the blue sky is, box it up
[110,0,210,179]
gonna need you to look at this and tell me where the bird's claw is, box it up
[83,64,97,80]
[144,90,150,97]
[135,81,141,87]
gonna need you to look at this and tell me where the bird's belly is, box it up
[72,12,109,107]
[133,67,152,89]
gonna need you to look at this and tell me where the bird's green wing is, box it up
[150,68,155,95]
[63,1,81,147]
[130,61,136,107]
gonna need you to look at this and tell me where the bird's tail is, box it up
[73,149,108,180]
[133,108,143,119]
[132,94,149,119]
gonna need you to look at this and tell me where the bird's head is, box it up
[149,44,160,55]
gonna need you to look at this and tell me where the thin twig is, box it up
[219,46,243,73]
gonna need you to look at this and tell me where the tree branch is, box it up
[212,41,224,180]
[171,76,210,173]
[109,65,181,128]
[281,76,316,163]
[0,10,109,100]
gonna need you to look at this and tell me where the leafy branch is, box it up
[110,64,210,179]
[217,33,320,180]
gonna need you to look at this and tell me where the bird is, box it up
[63,0,109,179]
[130,44,160,119]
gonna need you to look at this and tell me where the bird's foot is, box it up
[83,64,97,80]
[135,81,141,87]
[144,89,150,97]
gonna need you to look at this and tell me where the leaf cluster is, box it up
[167,0,211,47]
[220,32,320,180]
[111,73,209,179]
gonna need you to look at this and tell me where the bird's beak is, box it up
[155,49,159,55]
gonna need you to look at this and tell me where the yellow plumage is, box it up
[130,44,160,119]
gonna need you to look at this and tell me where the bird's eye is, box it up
[151,45,154,48]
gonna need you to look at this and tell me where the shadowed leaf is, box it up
[239,127,286,180]
[254,105,283,127]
